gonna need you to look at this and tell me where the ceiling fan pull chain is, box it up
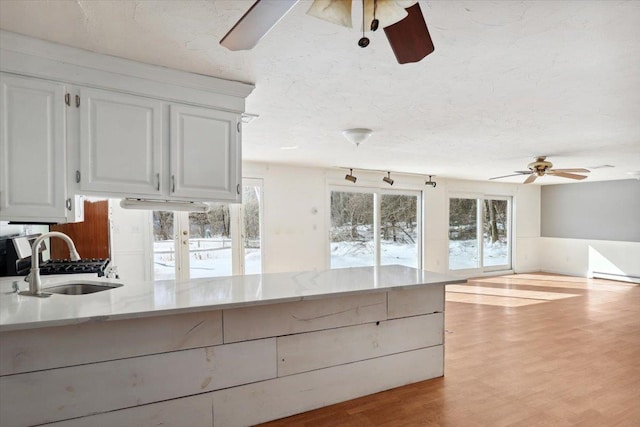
[358,0,370,47]
[371,0,379,31]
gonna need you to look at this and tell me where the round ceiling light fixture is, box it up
[342,128,372,147]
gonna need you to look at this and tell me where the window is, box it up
[151,179,263,280]
[330,188,421,269]
[380,194,419,267]
[242,184,262,274]
[448,196,511,272]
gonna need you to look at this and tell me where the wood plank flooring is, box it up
[259,273,640,426]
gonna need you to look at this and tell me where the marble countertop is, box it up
[0,265,464,332]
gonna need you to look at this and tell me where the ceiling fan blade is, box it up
[307,0,353,28]
[547,171,588,180]
[524,174,538,184]
[383,3,434,64]
[550,168,590,173]
[489,172,531,180]
[220,0,299,51]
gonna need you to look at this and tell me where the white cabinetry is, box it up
[79,88,163,196]
[0,30,253,217]
[0,73,82,223]
[170,104,240,201]
[77,90,241,202]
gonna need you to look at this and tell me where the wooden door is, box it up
[51,199,110,259]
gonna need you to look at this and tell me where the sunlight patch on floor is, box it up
[446,284,580,300]
[445,292,547,307]
[471,276,638,291]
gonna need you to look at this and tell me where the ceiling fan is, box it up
[490,157,591,184]
[220,0,435,64]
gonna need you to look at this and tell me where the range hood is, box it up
[120,198,210,212]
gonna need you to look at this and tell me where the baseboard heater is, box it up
[592,271,640,284]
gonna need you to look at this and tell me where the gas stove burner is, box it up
[39,258,110,276]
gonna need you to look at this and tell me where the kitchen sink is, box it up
[43,281,123,295]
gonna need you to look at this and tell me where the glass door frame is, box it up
[150,178,264,281]
[447,193,513,274]
[328,185,423,270]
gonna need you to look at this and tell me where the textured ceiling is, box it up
[1,0,639,184]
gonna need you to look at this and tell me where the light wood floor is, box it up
[260,273,640,426]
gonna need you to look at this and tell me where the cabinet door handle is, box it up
[66,198,72,211]
[237,184,240,195]
[76,170,81,183]
[156,173,160,191]
[65,93,70,106]
[75,95,80,108]
[171,175,175,193]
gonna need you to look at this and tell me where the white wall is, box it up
[109,162,542,280]
[245,162,542,276]
[107,163,640,282]
[244,163,328,273]
[109,200,152,281]
[539,237,640,280]
[420,176,541,275]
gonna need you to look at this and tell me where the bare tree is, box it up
[153,211,174,240]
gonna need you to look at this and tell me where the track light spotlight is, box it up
[345,168,357,183]
[425,175,437,188]
[383,171,394,186]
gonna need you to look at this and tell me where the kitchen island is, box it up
[0,265,464,427]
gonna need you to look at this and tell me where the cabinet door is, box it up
[0,73,71,222]
[170,104,241,201]
[80,88,163,196]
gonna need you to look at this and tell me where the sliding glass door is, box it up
[448,196,511,273]
[330,188,421,269]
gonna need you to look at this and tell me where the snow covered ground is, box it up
[153,239,261,280]
[154,237,508,280]
[448,239,509,270]
[330,241,418,268]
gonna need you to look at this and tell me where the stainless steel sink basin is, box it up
[43,281,123,295]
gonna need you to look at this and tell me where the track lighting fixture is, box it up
[383,171,394,186]
[425,175,437,188]
[345,168,357,183]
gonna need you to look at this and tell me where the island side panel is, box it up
[213,346,444,427]
[43,394,214,427]
[0,338,276,426]
[277,313,444,376]
[223,292,388,343]
[387,283,445,318]
[0,281,447,426]
[0,310,223,375]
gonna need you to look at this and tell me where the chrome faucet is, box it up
[19,232,81,298]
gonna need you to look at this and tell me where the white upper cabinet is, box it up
[0,31,254,213]
[0,73,83,223]
[79,88,163,196]
[170,104,241,201]
[77,89,241,202]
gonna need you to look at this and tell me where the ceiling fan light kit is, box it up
[490,156,591,184]
[221,0,435,64]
